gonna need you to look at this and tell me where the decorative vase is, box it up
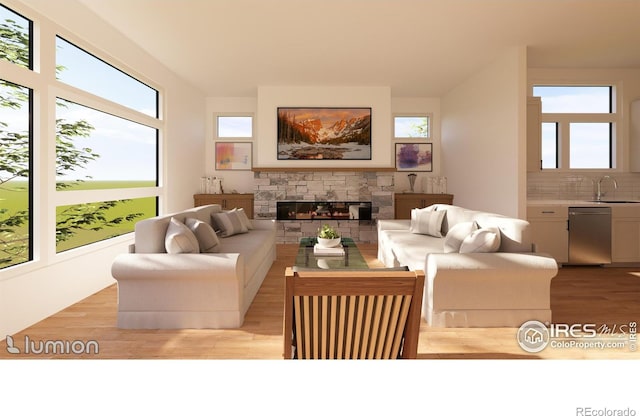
[317,237,341,248]
[408,173,417,193]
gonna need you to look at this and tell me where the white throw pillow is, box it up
[185,217,221,253]
[410,208,445,237]
[165,217,200,254]
[459,227,501,253]
[234,208,253,230]
[212,210,248,237]
[443,221,478,253]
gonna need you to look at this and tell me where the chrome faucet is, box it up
[595,175,618,201]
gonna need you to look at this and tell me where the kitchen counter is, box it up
[528,199,640,206]
[527,199,640,264]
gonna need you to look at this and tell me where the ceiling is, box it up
[75,0,640,97]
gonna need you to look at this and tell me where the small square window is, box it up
[393,115,430,138]
[217,115,253,138]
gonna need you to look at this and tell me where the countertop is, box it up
[528,199,640,207]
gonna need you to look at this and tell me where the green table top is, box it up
[295,237,369,270]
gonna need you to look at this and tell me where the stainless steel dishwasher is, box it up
[568,206,611,265]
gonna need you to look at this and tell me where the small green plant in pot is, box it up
[317,224,341,248]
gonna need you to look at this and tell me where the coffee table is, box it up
[295,237,369,269]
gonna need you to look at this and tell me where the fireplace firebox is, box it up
[276,201,372,222]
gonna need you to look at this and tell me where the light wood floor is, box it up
[1,244,639,359]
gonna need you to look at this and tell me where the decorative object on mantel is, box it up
[277,107,372,160]
[408,173,417,193]
[423,176,447,194]
[317,224,341,248]
[215,142,252,170]
[395,142,432,172]
[200,176,223,194]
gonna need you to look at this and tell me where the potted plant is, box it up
[317,224,341,248]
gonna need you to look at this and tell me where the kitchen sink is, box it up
[586,200,640,203]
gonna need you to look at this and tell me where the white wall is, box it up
[441,47,527,217]
[0,0,205,335]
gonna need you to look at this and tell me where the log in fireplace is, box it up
[276,201,372,222]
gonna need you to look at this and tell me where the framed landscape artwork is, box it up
[277,107,372,160]
[215,142,252,170]
[395,142,432,172]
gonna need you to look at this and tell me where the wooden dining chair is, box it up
[283,267,425,359]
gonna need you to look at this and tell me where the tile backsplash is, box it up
[528,172,640,200]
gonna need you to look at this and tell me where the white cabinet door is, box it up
[528,205,568,263]
[611,206,640,262]
[612,219,640,262]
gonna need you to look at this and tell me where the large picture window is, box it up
[533,85,615,170]
[53,38,160,252]
[1,3,162,271]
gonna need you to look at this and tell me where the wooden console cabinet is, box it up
[394,193,454,219]
[194,193,254,218]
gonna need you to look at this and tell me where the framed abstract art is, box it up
[215,142,252,171]
[395,142,432,172]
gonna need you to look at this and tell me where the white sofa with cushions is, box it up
[377,204,558,328]
[111,204,276,329]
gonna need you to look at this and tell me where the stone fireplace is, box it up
[253,170,394,243]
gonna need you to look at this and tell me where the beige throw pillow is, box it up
[165,217,200,254]
[410,208,445,237]
[212,210,248,237]
[185,217,221,253]
[234,208,253,230]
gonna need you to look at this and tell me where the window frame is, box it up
[0,5,33,271]
[52,34,161,255]
[215,113,254,139]
[532,84,620,172]
[392,113,431,139]
[0,2,164,276]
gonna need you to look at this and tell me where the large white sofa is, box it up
[378,204,558,328]
[111,204,276,329]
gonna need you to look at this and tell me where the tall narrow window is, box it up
[0,80,32,268]
[1,5,32,270]
[541,122,558,169]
